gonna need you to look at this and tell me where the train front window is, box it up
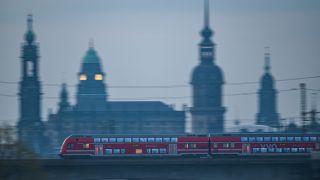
[67,143,74,149]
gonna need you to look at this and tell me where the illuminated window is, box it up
[95,74,103,80]
[79,74,87,81]
[83,143,90,149]
[135,149,143,154]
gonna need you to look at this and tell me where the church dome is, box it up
[83,47,100,64]
[191,63,224,84]
[261,72,274,88]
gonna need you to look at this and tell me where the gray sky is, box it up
[1,0,320,128]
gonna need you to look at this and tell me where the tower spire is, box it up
[264,46,270,72]
[27,14,33,31]
[204,0,210,28]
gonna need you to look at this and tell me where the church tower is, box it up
[190,0,226,134]
[256,47,280,128]
[58,83,70,112]
[18,14,45,153]
[75,41,108,111]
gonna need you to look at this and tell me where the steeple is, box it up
[58,83,70,112]
[190,0,226,134]
[25,14,35,44]
[256,47,280,128]
[200,0,215,63]
[264,47,270,73]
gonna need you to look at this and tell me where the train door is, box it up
[168,144,177,154]
[95,144,104,156]
[242,143,250,154]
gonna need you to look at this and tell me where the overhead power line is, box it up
[0,75,319,89]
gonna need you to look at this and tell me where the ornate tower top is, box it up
[25,14,35,44]
[200,0,214,48]
[264,46,271,72]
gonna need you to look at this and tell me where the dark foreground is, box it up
[1,156,320,180]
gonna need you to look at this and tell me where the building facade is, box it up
[47,44,185,152]
[256,48,280,128]
[190,0,226,134]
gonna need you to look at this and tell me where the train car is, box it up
[59,133,320,158]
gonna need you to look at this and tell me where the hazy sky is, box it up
[1,0,320,128]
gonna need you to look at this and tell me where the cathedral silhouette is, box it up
[17,0,281,155]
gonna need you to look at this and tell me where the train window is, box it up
[271,137,279,142]
[136,149,143,154]
[109,138,116,143]
[287,137,294,142]
[213,143,218,148]
[152,148,159,154]
[147,138,155,142]
[147,149,151,154]
[279,137,286,142]
[298,148,305,153]
[117,138,124,143]
[263,137,271,142]
[190,143,197,149]
[284,148,290,153]
[249,137,256,142]
[83,143,90,149]
[241,137,248,142]
[140,138,147,142]
[184,144,189,149]
[94,138,101,143]
[306,148,312,152]
[230,143,235,148]
[294,137,301,142]
[310,137,317,141]
[171,138,178,142]
[303,137,310,142]
[156,138,162,142]
[160,148,167,154]
[121,149,126,154]
[291,148,298,153]
[276,148,283,153]
[261,148,267,153]
[268,148,275,153]
[223,143,230,148]
[114,149,120,154]
[101,138,108,143]
[106,149,112,154]
[125,138,132,143]
[252,148,260,153]
[67,143,74,149]
[256,137,263,142]
[132,138,139,142]
[163,138,170,142]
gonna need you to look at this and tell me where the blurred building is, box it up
[256,48,280,128]
[47,44,185,153]
[190,0,226,134]
[17,14,47,154]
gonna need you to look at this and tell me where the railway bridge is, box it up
[1,157,320,180]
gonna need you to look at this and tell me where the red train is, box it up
[59,134,320,158]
